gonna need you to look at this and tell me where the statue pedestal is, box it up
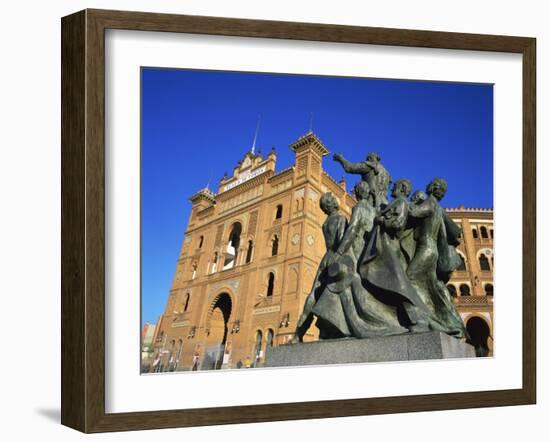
[264,332,475,368]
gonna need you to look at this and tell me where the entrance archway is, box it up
[466,316,491,357]
[202,293,232,370]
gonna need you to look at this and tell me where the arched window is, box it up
[485,284,494,296]
[271,234,279,256]
[447,284,457,297]
[457,254,466,271]
[275,204,283,220]
[184,293,190,312]
[480,226,489,239]
[223,223,242,270]
[267,272,275,297]
[198,235,204,248]
[479,253,490,271]
[490,229,494,239]
[460,284,471,296]
[266,329,274,347]
[169,339,176,371]
[176,339,183,368]
[191,263,197,280]
[246,240,254,264]
[211,252,218,273]
[472,228,479,239]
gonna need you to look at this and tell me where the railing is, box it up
[454,295,493,306]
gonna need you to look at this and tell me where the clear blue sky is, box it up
[141,67,493,326]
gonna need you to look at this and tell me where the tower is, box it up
[150,131,356,372]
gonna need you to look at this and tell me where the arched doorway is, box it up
[202,293,232,370]
[252,330,263,368]
[466,316,491,357]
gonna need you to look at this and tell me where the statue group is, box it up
[293,151,467,342]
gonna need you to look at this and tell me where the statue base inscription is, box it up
[264,332,475,368]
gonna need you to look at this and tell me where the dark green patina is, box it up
[293,153,468,343]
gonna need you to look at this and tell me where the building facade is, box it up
[447,207,494,356]
[149,133,494,372]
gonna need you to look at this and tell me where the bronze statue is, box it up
[407,178,467,337]
[309,182,407,338]
[361,179,432,332]
[293,156,469,342]
[292,193,347,342]
[333,151,392,209]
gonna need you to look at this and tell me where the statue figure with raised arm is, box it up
[307,182,407,339]
[290,157,470,347]
[333,151,392,209]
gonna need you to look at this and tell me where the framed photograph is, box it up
[61,9,536,433]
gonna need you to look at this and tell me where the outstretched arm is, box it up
[333,154,368,175]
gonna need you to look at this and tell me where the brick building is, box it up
[148,132,493,372]
[447,207,494,356]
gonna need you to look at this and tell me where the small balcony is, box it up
[454,295,493,306]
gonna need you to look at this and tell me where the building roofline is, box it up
[289,131,330,156]
[445,207,493,212]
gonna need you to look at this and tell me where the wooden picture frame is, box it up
[61,8,536,433]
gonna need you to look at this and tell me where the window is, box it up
[267,272,275,297]
[447,284,457,297]
[176,339,183,366]
[267,329,274,347]
[245,240,254,263]
[485,284,494,296]
[184,293,190,311]
[211,252,218,273]
[472,228,479,239]
[460,284,471,296]
[490,229,494,239]
[275,204,283,220]
[223,222,242,270]
[479,253,490,271]
[198,235,204,248]
[271,234,279,256]
[191,263,197,280]
[169,340,176,371]
[480,226,488,239]
[457,254,466,271]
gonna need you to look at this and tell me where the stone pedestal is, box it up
[264,332,475,368]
